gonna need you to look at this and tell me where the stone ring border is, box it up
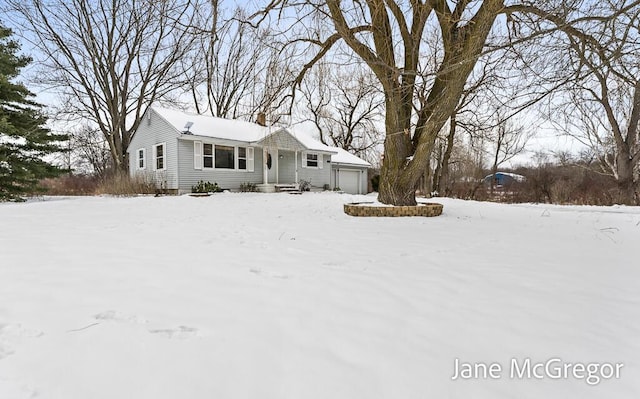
[344,202,443,217]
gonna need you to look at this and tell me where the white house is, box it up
[128,107,371,194]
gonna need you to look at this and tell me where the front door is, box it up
[277,150,297,184]
[266,148,278,183]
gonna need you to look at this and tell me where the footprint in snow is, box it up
[321,261,346,269]
[0,323,44,360]
[0,377,39,399]
[0,324,44,338]
[148,325,200,339]
[249,268,290,279]
[0,341,14,360]
[94,310,148,324]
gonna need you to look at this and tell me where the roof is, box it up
[330,147,372,167]
[484,172,526,182]
[284,126,370,166]
[151,106,371,167]
[152,106,268,142]
[287,129,335,153]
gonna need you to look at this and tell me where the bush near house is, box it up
[239,182,257,192]
[192,180,222,194]
[298,180,311,192]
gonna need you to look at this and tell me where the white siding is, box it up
[298,151,331,188]
[128,109,180,190]
[259,129,306,151]
[177,138,264,192]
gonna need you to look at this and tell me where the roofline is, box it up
[332,161,372,168]
[130,107,163,142]
[257,127,306,150]
[150,106,183,136]
[178,133,253,144]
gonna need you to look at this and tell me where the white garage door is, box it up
[337,169,361,194]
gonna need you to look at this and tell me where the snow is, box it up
[152,106,269,142]
[1,193,639,398]
[329,147,372,167]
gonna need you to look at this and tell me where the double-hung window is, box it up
[203,144,213,168]
[154,143,166,171]
[306,153,318,168]
[238,147,247,170]
[137,148,146,170]
[302,152,323,169]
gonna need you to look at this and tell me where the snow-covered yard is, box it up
[1,193,639,398]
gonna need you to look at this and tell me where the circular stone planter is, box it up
[344,202,443,217]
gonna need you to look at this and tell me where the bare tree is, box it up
[251,43,298,124]
[6,0,198,173]
[300,63,383,164]
[431,57,501,195]
[487,119,529,194]
[70,126,113,177]
[183,4,296,123]
[507,1,640,204]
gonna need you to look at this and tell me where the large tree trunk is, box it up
[320,0,505,206]
[378,107,417,205]
[616,151,638,205]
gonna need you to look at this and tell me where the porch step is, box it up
[275,184,299,193]
[256,184,276,193]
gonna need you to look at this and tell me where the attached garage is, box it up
[330,148,371,194]
[334,168,362,194]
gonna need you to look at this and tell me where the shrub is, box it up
[239,182,257,192]
[40,172,156,196]
[40,174,100,196]
[192,180,222,193]
[95,172,156,196]
[298,179,311,192]
[371,174,380,192]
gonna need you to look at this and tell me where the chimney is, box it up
[256,112,266,126]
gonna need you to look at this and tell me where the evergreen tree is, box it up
[0,25,67,201]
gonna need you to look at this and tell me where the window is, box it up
[154,143,166,170]
[303,152,323,169]
[215,145,234,169]
[238,147,247,170]
[306,153,318,168]
[194,144,253,171]
[203,143,213,168]
[137,148,146,170]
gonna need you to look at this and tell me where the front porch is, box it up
[254,128,336,193]
[257,147,301,192]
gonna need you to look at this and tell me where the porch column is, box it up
[263,148,268,184]
[275,149,279,184]
[295,150,299,184]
